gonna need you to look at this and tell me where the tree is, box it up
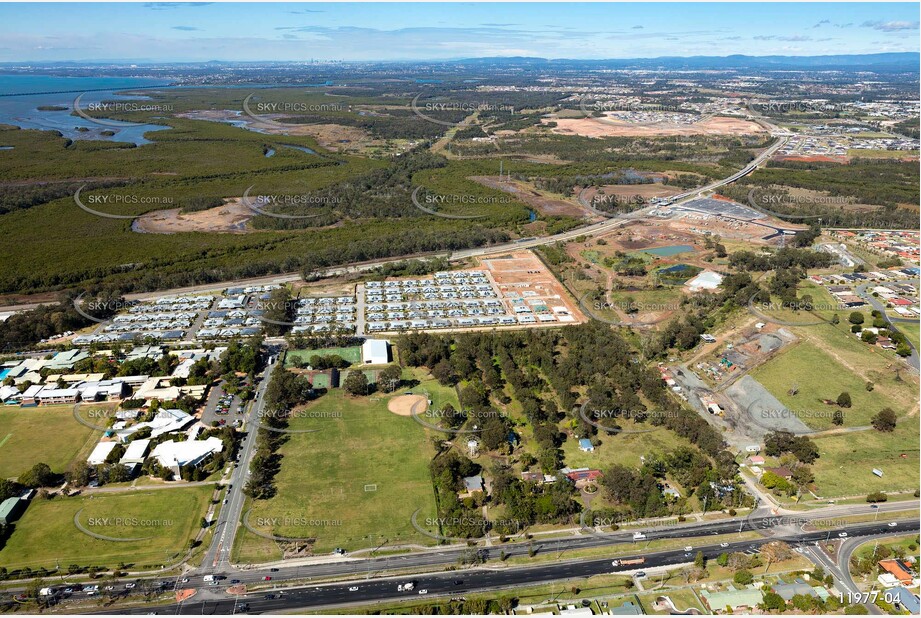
[760,591,786,612]
[18,462,57,488]
[832,409,844,426]
[845,604,869,614]
[342,370,369,396]
[377,365,402,393]
[866,491,887,503]
[836,392,852,408]
[694,551,706,569]
[848,312,865,325]
[871,407,897,432]
[861,330,878,345]
[734,569,754,585]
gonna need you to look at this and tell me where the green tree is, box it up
[836,392,852,408]
[342,370,370,396]
[734,569,754,585]
[871,407,897,432]
[848,312,865,325]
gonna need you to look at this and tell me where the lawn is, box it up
[0,404,104,479]
[0,486,212,571]
[285,346,362,367]
[896,321,920,349]
[749,341,906,429]
[810,414,920,498]
[235,368,447,561]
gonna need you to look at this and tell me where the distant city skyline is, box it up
[0,2,917,63]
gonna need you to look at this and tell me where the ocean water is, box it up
[0,74,172,145]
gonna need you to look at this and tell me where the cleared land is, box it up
[132,199,253,234]
[0,404,102,478]
[544,115,765,138]
[235,368,449,562]
[0,486,212,571]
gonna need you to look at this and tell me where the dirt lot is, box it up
[132,198,253,234]
[480,251,587,324]
[544,115,764,138]
[469,175,593,218]
[387,394,428,417]
[582,183,683,203]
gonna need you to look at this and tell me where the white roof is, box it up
[120,439,151,464]
[152,436,223,468]
[362,339,390,363]
[88,441,118,466]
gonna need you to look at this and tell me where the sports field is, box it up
[285,345,362,367]
[235,368,452,561]
[0,486,212,571]
[0,404,105,478]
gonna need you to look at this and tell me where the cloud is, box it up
[753,34,811,42]
[861,20,920,32]
[288,9,324,14]
[171,26,201,31]
[726,36,743,41]
[812,19,831,28]
[144,2,211,10]
[632,25,644,29]
[835,23,853,28]
[481,23,516,27]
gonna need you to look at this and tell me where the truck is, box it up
[397,581,415,592]
[203,575,215,582]
[611,558,645,567]
[632,532,647,541]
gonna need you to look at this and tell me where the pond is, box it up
[643,244,695,257]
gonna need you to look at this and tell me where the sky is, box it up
[0,2,918,62]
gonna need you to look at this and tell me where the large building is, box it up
[361,339,391,365]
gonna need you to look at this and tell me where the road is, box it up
[855,279,920,372]
[0,135,787,315]
[200,351,279,571]
[98,519,918,615]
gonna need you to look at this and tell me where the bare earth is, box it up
[387,395,428,417]
[133,199,253,234]
[469,176,592,218]
[544,115,765,138]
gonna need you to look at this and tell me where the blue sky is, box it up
[0,2,918,62]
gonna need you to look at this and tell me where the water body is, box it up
[280,144,316,155]
[643,244,695,257]
[0,74,171,145]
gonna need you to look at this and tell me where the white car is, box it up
[720,542,730,548]
[888,522,898,527]
[684,546,693,552]
[125,583,136,589]
[418,589,428,595]
[838,532,848,538]
[348,587,359,592]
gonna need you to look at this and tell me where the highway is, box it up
[100,520,918,615]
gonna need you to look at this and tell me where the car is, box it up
[270,568,279,572]
[264,594,275,600]
[263,576,272,581]
[453,580,463,586]
[104,586,114,591]
[223,498,228,504]
[125,583,136,589]
[418,589,428,595]
[231,579,241,584]
[838,532,848,538]
[63,588,74,594]
[684,552,692,558]
[889,522,898,527]
[634,571,646,578]
[348,586,359,592]
[180,578,189,583]
[720,542,730,548]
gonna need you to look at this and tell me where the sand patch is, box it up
[133,198,253,234]
[544,115,764,138]
[388,394,428,417]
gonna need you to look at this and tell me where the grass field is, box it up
[285,346,362,367]
[896,321,920,349]
[750,341,905,429]
[235,368,448,562]
[810,414,920,498]
[0,486,212,571]
[0,404,104,478]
